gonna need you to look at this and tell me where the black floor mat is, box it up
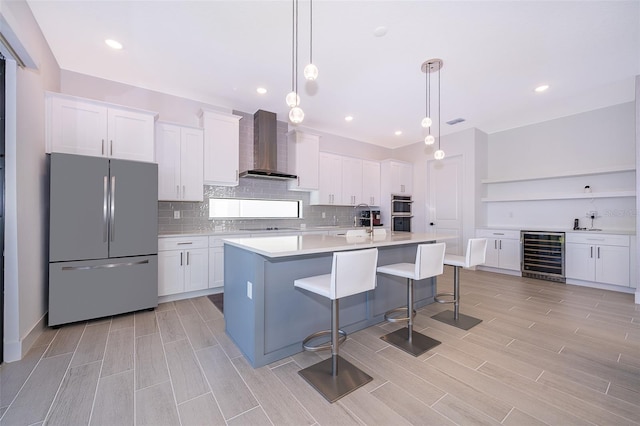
[207,293,223,313]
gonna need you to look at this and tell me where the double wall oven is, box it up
[391,194,412,232]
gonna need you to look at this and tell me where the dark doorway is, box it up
[1,54,6,363]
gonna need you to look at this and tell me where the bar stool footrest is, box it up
[434,292,457,304]
[431,310,482,330]
[302,329,347,352]
[383,307,416,323]
[298,355,372,403]
[380,327,441,356]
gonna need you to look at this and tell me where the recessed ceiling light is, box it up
[373,26,388,37]
[394,130,402,136]
[534,84,549,93]
[345,116,353,122]
[104,39,123,50]
[256,87,267,94]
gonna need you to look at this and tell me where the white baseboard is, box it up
[3,314,47,363]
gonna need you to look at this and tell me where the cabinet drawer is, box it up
[159,236,208,251]
[565,233,629,246]
[476,229,520,240]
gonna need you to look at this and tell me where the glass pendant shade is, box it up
[434,149,445,160]
[285,91,300,108]
[289,106,304,123]
[303,63,318,81]
[421,117,432,128]
[424,134,435,145]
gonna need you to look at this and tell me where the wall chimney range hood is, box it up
[239,110,297,180]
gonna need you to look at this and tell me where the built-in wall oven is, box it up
[391,195,412,232]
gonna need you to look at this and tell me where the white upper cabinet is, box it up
[312,152,343,205]
[381,160,413,195]
[341,157,363,205]
[155,122,204,201]
[287,130,320,191]
[198,109,242,186]
[362,160,381,206]
[46,92,156,162]
[311,154,381,206]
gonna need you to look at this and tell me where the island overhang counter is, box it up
[223,232,456,367]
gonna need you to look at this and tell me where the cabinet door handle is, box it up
[177,242,193,245]
[176,185,180,198]
[597,247,600,259]
[494,240,497,249]
[187,251,190,265]
[110,140,113,156]
[590,246,593,258]
[183,185,186,199]
[235,170,239,181]
[499,240,502,250]
[101,139,105,155]
[180,252,183,266]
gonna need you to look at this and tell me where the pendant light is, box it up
[421,58,444,159]
[287,0,304,123]
[303,0,318,81]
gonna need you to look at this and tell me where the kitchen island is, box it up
[223,232,454,367]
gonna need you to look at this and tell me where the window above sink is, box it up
[209,198,302,219]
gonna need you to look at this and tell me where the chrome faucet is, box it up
[354,203,374,234]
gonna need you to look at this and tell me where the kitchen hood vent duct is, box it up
[239,110,298,180]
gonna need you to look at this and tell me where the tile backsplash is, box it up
[158,110,358,234]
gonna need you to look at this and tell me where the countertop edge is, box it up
[222,233,457,258]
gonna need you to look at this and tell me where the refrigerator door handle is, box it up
[110,175,116,242]
[61,259,150,271]
[103,176,109,242]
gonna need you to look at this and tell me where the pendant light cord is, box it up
[438,63,441,150]
[310,0,313,64]
[291,0,295,93]
[295,0,299,96]
[427,63,431,136]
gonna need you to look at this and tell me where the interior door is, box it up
[108,159,158,257]
[427,155,463,255]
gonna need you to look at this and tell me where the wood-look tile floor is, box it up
[1,269,639,425]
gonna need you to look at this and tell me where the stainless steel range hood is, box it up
[239,110,297,180]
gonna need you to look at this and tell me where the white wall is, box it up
[392,128,488,247]
[1,0,60,361]
[488,102,635,179]
[485,102,636,231]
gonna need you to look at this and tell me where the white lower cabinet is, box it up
[566,233,630,287]
[476,229,521,271]
[208,234,244,290]
[158,236,208,296]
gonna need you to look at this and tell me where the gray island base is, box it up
[223,232,455,368]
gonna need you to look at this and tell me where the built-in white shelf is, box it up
[481,165,635,184]
[481,190,636,202]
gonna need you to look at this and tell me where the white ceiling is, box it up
[27,0,640,149]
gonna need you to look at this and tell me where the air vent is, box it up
[446,118,466,125]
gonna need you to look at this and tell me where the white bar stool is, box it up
[294,248,379,403]
[431,238,487,330]
[376,243,446,356]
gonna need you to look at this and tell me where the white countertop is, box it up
[223,232,457,258]
[477,226,635,236]
[158,226,386,238]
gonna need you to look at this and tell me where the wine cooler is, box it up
[521,231,565,283]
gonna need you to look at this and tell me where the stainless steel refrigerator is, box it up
[49,153,158,326]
